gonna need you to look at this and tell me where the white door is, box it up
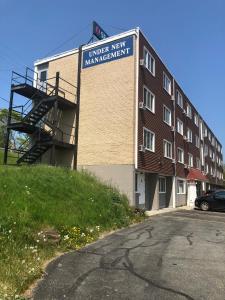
[38,69,48,93]
[137,173,145,205]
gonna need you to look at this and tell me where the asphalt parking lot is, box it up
[33,209,225,300]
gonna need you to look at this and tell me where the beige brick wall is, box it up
[37,34,137,169]
[48,53,78,103]
[78,45,136,166]
[47,53,78,147]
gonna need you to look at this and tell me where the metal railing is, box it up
[11,67,77,103]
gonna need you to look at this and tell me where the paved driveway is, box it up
[33,210,225,300]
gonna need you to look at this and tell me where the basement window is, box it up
[159,177,166,193]
[177,179,186,194]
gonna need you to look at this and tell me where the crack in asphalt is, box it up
[186,232,193,246]
[66,226,194,300]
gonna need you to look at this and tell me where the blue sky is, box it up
[0,0,225,149]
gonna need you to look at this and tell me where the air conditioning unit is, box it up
[171,95,175,101]
[171,126,175,132]
[183,109,187,115]
[140,59,145,66]
[139,102,146,110]
[183,135,187,141]
[187,139,192,143]
[139,145,146,152]
[172,159,176,164]
[184,164,188,169]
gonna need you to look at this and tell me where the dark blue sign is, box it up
[82,35,134,69]
[93,21,108,40]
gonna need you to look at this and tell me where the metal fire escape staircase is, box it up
[5,68,77,165]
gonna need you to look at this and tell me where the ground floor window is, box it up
[159,177,166,193]
[177,179,186,194]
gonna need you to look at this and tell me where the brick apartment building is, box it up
[6,27,224,210]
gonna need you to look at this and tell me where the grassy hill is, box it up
[0,164,143,298]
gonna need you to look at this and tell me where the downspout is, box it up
[134,28,140,171]
[172,78,176,208]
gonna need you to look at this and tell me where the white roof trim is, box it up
[34,28,139,66]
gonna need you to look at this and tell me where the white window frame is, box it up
[176,90,183,108]
[163,72,171,95]
[188,153,193,167]
[143,128,155,152]
[187,128,193,143]
[163,139,172,159]
[177,179,186,194]
[194,114,199,127]
[186,104,192,119]
[143,85,155,113]
[196,157,201,170]
[177,147,184,164]
[163,105,172,126]
[177,118,183,135]
[159,177,166,194]
[195,135,200,148]
[143,47,155,76]
[204,144,208,157]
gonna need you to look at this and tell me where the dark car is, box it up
[195,190,225,211]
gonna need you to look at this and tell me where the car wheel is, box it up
[200,201,210,211]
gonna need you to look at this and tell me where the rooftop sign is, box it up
[82,35,134,69]
[93,21,108,40]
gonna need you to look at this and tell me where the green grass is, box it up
[0,149,18,165]
[0,164,144,298]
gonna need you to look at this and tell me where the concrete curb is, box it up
[145,205,194,217]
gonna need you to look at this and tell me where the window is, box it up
[143,86,155,113]
[135,174,138,192]
[163,140,172,159]
[144,48,155,75]
[177,179,186,194]
[205,163,209,174]
[196,158,201,169]
[215,191,225,200]
[208,132,211,142]
[163,72,171,95]
[176,90,183,108]
[195,135,200,148]
[200,121,203,140]
[204,126,208,137]
[40,70,47,82]
[177,148,184,163]
[186,104,192,119]
[163,105,172,126]
[209,148,212,158]
[177,118,183,135]
[143,128,155,152]
[159,177,166,193]
[204,144,208,156]
[187,128,192,143]
[194,114,199,127]
[188,153,193,167]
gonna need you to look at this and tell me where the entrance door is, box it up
[159,177,167,209]
[38,69,48,93]
[136,173,145,207]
